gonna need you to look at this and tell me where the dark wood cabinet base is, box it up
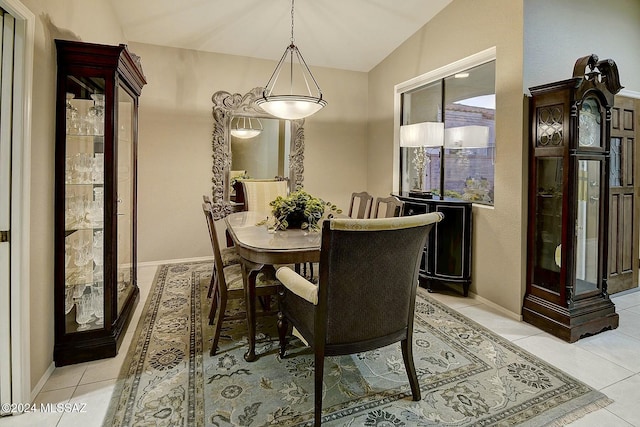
[522,294,619,343]
[422,278,470,297]
[54,288,139,366]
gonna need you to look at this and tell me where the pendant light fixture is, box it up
[256,0,327,120]
[230,116,263,139]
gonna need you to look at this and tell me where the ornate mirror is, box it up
[210,87,304,218]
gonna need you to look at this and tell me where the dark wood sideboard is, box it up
[394,193,473,296]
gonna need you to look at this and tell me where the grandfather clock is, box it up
[524,55,621,342]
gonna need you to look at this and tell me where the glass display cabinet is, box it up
[54,40,146,365]
[524,54,621,342]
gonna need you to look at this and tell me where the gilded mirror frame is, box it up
[211,87,304,218]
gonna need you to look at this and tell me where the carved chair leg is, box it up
[277,311,288,358]
[401,338,421,401]
[210,296,227,356]
[208,267,217,298]
[208,286,219,326]
[314,351,325,427]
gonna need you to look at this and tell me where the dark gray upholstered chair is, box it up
[372,195,405,218]
[347,191,373,219]
[275,212,444,426]
[202,203,280,356]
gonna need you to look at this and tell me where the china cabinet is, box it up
[395,193,472,296]
[523,54,621,342]
[54,40,146,365]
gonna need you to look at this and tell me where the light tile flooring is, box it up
[1,264,639,426]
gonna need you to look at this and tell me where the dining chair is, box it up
[202,198,242,320]
[347,191,373,219]
[275,212,443,426]
[372,195,405,218]
[202,203,281,356]
[241,179,289,213]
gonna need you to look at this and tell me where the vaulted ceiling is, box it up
[110,0,452,72]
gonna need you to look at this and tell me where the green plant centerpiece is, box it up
[261,189,342,231]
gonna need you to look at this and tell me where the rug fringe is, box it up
[545,397,613,427]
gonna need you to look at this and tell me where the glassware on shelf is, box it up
[88,94,105,136]
[66,93,80,135]
[93,249,103,281]
[92,154,104,183]
[72,283,86,299]
[86,201,103,227]
[72,238,93,282]
[75,289,94,331]
[65,155,76,183]
[92,283,104,325]
[64,284,74,314]
[74,153,93,184]
[65,243,71,267]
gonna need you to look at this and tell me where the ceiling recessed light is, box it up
[454,72,470,79]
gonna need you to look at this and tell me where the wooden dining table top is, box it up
[224,211,323,265]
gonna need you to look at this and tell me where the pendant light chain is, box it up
[289,0,295,94]
[290,0,295,45]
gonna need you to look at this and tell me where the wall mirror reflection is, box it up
[229,117,290,198]
[210,87,304,218]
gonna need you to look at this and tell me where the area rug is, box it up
[104,261,611,426]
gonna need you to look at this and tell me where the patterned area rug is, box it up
[104,262,611,426]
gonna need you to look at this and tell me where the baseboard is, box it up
[137,256,212,268]
[468,291,523,322]
[31,362,55,401]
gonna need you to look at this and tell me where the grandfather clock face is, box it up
[578,97,602,148]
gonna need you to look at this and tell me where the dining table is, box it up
[224,210,323,362]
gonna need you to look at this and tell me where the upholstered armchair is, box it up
[275,212,443,426]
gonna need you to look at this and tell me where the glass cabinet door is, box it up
[116,85,135,314]
[532,157,563,294]
[63,76,106,333]
[574,159,602,296]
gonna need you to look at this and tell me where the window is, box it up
[400,60,496,205]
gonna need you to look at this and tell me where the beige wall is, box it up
[131,42,368,263]
[20,0,126,391]
[367,0,526,315]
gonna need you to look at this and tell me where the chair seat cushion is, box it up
[220,247,241,267]
[223,264,280,291]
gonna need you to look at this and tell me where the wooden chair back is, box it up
[347,191,373,219]
[372,196,405,218]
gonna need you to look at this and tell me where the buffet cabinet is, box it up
[394,193,472,296]
[54,40,146,366]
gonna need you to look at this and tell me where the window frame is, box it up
[393,47,497,204]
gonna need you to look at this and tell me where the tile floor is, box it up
[1,264,639,426]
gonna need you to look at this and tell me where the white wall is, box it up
[524,0,640,92]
